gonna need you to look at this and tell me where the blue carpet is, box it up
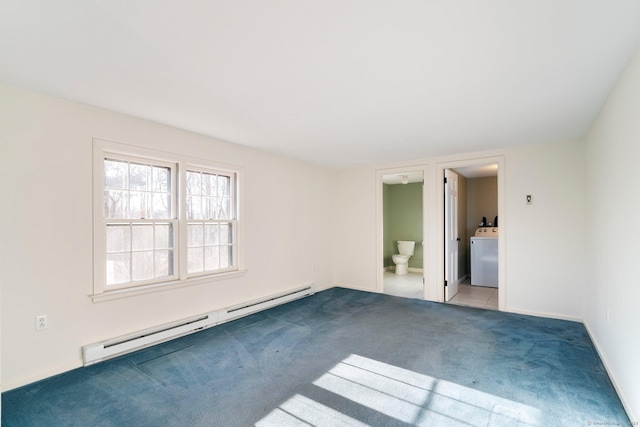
[2,288,629,426]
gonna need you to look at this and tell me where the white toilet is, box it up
[392,241,415,275]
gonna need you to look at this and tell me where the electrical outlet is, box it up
[36,314,48,331]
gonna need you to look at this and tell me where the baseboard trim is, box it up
[312,282,334,292]
[332,283,378,293]
[583,321,637,423]
[385,267,424,273]
[504,306,582,323]
[3,358,83,392]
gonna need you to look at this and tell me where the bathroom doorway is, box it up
[377,168,426,299]
[440,160,503,311]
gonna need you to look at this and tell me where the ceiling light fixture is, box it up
[401,175,409,185]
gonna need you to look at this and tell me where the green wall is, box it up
[383,182,423,269]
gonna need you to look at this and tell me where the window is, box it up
[93,139,244,300]
[103,157,177,286]
[186,170,235,275]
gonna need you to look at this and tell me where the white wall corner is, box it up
[583,320,637,423]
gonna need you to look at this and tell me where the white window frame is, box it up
[92,139,246,302]
[101,154,179,289]
[183,167,238,278]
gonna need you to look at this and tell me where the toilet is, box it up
[391,241,415,275]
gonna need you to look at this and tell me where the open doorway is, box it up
[377,169,425,299]
[441,161,502,310]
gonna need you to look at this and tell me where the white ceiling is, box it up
[382,163,496,184]
[2,1,640,168]
[382,172,424,185]
[452,164,498,179]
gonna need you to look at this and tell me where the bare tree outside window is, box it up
[104,158,174,286]
[95,142,241,296]
[186,170,234,275]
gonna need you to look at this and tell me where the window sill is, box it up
[90,269,248,303]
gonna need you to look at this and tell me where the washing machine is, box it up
[470,227,498,287]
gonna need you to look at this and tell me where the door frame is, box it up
[435,156,506,310]
[375,165,428,297]
[444,169,460,301]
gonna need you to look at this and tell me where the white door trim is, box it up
[444,169,460,301]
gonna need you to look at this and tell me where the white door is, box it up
[444,169,459,301]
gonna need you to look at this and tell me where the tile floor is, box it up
[383,271,424,299]
[449,277,498,310]
[383,272,498,310]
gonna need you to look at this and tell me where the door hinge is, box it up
[444,177,448,184]
[444,280,448,287]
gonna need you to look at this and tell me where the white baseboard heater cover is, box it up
[82,284,314,366]
[82,311,219,366]
[219,284,315,323]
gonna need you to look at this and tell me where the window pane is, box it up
[204,173,217,196]
[188,247,203,273]
[194,196,204,220]
[107,253,130,285]
[152,166,170,192]
[106,225,130,253]
[132,225,154,251]
[154,223,172,249]
[152,193,170,219]
[130,163,151,191]
[132,251,154,281]
[205,198,213,220]
[220,246,231,269]
[186,171,202,195]
[220,198,231,219]
[155,249,172,277]
[129,191,149,219]
[205,224,218,245]
[205,246,219,271]
[104,160,128,189]
[218,175,230,197]
[187,224,203,247]
[104,190,127,219]
[220,224,231,244]
[204,197,215,220]
[186,195,203,220]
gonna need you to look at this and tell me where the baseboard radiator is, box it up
[219,284,314,322]
[82,284,314,366]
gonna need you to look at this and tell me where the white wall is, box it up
[0,85,335,390]
[503,140,585,320]
[334,140,585,321]
[333,166,379,291]
[584,48,640,421]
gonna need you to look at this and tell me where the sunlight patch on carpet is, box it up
[256,394,368,427]
[258,354,542,426]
